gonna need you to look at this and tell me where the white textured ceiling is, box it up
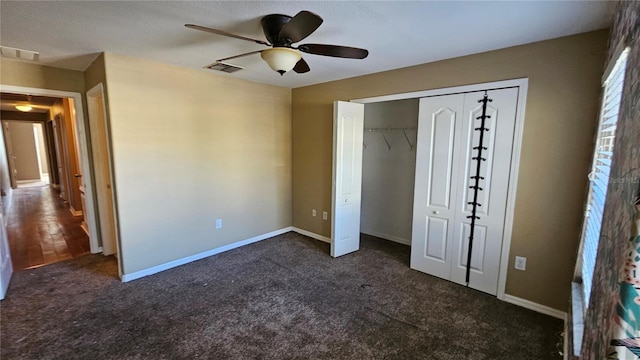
[0,1,614,89]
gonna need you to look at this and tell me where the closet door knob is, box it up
[433,210,440,215]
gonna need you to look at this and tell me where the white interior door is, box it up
[0,212,13,300]
[331,101,364,257]
[411,88,519,295]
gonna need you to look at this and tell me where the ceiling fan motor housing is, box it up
[261,14,293,47]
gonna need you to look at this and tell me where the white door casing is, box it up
[87,83,118,257]
[331,101,365,257]
[411,88,519,295]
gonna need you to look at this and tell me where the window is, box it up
[572,47,629,356]
[579,47,629,308]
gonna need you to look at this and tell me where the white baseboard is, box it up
[16,179,40,184]
[80,222,89,236]
[361,230,411,246]
[502,294,566,320]
[291,227,331,243]
[69,206,83,217]
[121,227,293,282]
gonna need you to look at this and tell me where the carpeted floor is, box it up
[0,232,563,359]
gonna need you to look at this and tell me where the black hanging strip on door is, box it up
[466,91,492,285]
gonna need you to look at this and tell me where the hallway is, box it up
[6,185,90,270]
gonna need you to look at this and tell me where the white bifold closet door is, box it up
[331,101,365,258]
[410,88,518,295]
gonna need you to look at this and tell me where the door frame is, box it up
[86,83,121,261]
[349,78,528,300]
[0,84,102,254]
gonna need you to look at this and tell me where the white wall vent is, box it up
[0,45,40,61]
[204,61,244,73]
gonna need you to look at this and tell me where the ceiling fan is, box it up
[185,10,369,76]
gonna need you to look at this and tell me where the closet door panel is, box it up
[411,94,464,280]
[459,101,498,217]
[450,88,519,295]
[331,101,365,258]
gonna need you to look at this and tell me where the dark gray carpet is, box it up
[1,232,563,359]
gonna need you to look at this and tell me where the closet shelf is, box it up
[364,127,417,131]
[364,127,417,150]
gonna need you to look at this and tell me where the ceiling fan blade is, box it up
[298,44,369,59]
[185,24,270,46]
[217,50,263,62]
[293,58,310,73]
[278,11,323,43]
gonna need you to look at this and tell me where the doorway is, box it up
[0,84,119,298]
[0,92,90,270]
[2,120,51,188]
[360,99,418,246]
[332,78,528,299]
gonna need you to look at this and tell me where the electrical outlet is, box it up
[312,209,317,217]
[515,256,527,271]
[322,211,328,220]
[215,219,222,229]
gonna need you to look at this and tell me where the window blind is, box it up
[581,48,629,308]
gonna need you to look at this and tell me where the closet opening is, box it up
[360,99,418,250]
[331,78,528,299]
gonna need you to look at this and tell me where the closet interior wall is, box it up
[361,99,419,245]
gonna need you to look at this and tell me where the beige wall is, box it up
[291,30,608,311]
[102,53,292,275]
[85,53,107,92]
[5,121,40,181]
[0,59,85,93]
[0,112,48,193]
[0,59,89,154]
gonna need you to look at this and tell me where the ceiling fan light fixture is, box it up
[15,104,33,112]
[261,48,301,75]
